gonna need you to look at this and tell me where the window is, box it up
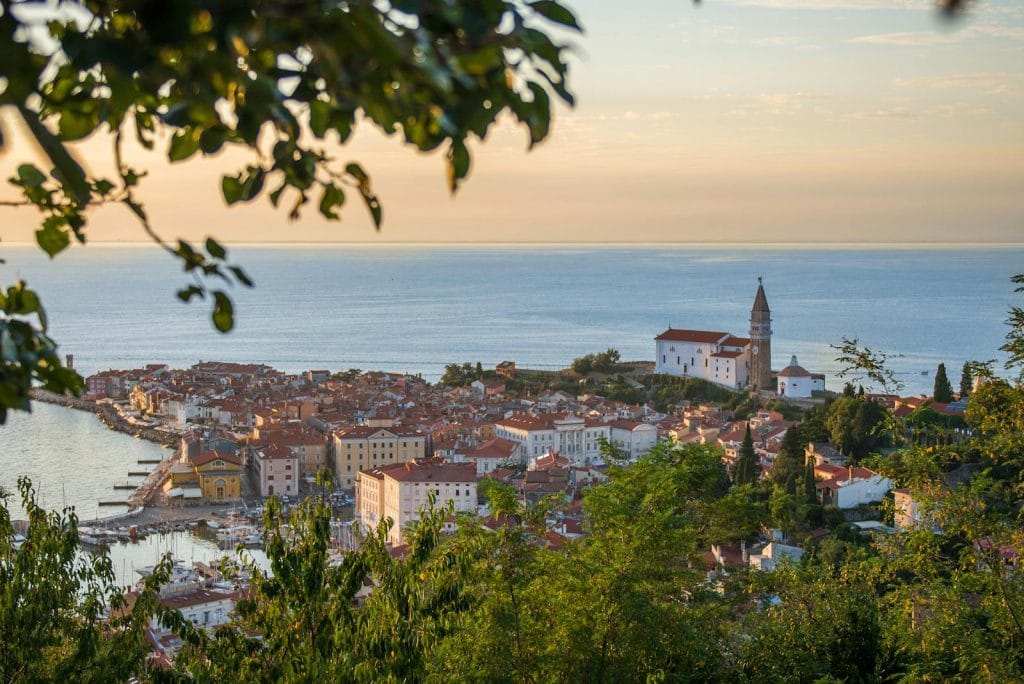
[676,356,680,364]
[267,475,274,481]
[662,355,665,363]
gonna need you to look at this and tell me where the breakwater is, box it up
[29,389,177,446]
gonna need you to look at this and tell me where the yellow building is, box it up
[331,427,428,489]
[192,451,243,501]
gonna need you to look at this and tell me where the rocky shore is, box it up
[29,389,180,519]
[29,389,177,446]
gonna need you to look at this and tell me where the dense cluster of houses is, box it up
[85,358,993,667]
[83,359,930,543]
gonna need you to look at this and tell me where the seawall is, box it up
[29,389,177,447]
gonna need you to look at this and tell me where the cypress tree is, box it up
[960,362,973,399]
[734,423,759,485]
[933,363,954,403]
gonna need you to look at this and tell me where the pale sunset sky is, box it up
[2,0,1023,244]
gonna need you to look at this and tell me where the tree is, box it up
[1001,274,1024,381]
[824,395,888,459]
[0,478,169,681]
[933,362,954,402]
[733,423,758,485]
[960,362,973,399]
[0,0,580,422]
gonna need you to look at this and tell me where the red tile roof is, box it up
[655,328,730,344]
[192,450,242,468]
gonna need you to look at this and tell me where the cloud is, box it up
[893,72,1024,95]
[850,25,1024,46]
[849,106,918,120]
[721,0,931,10]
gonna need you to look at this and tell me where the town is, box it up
[45,284,982,667]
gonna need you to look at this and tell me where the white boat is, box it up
[205,520,221,530]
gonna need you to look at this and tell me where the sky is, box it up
[2,0,1023,244]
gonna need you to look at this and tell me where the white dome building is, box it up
[777,355,813,398]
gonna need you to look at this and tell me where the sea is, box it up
[1,243,1022,545]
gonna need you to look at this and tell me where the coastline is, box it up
[28,389,180,520]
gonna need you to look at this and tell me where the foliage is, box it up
[733,422,759,485]
[173,492,471,681]
[570,348,624,375]
[0,478,169,682]
[824,395,888,460]
[645,373,737,412]
[330,368,362,383]
[960,361,973,399]
[1001,274,1024,380]
[0,0,579,420]
[831,336,904,394]
[933,362,954,402]
[439,361,485,387]
[0,280,83,423]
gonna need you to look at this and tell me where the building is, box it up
[653,329,751,388]
[192,451,243,500]
[815,466,892,509]
[749,279,772,390]
[253,444,299,497]
[654,281,774,390]
[452,437,523,475]
[777,355,814,398]
[331,426,428,490]
[355,460,477,546]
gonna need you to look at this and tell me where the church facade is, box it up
[654,281,774,391]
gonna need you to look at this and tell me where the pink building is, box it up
[254,444,299,497]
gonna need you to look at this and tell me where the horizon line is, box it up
[4,240,1024,250]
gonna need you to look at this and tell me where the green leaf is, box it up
[17,100,90,208]
[529,1,582,30]
[359,188,382,229]
[57,110,98,141]
[16,164,47,188]
[318,183,345,220]
[176,285,204,302]
[205,238,226,259]
[35,219,71,258]
[221,175,244,204]
[310,101,330,138]
[212,291,234,332]
[92,178,115,196]
[446,141,470,193]
[168,128,200,162]
[229,266,254,288]
[345,163,370,185]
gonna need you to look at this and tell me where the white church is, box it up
[654,281,824,397]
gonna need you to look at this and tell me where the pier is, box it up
[128,470,151,477]
[113,484,136,490]
[138,459,162,464]
[98,500,129,507]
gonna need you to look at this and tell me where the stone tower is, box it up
[749,278,772,390]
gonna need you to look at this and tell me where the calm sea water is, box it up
[1,244,1021,519]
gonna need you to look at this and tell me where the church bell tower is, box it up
[749,278,772,390]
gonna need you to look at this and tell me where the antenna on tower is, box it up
[757,276,763,285]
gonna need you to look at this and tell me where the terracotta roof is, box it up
[721,335,751,347]
[365,460,477,483]
[192,450,242,467]
[655,328,730,344]
[464,437,519,460]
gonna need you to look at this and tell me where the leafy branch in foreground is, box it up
[831,336,904,394]
[0,0,580,418]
